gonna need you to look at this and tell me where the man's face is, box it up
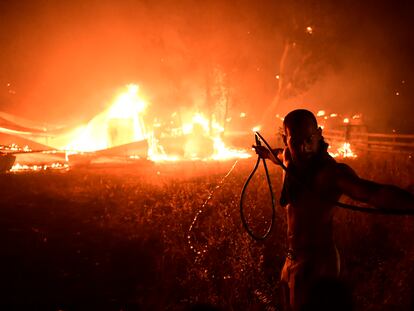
[283,122,321,164]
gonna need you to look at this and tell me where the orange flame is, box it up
[62,84,249,162]
[65,84,147,152]
[329,142,357,158]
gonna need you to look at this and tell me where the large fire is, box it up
[63,84,250,162]
[65,84,147,152]
[5,86,361,172]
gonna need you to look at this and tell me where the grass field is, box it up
[0,154,413,310]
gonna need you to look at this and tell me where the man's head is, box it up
[282,109,323,164]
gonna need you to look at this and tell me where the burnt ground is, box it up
[0,156,413,310]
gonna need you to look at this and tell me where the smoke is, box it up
[0,0,412,131]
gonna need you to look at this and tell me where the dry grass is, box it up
[0,154,412,310]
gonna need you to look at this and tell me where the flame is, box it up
[65,84,147,152]
[61,84,250,162]
[0,144,32,152]
[11,162,69,172]
[329,142,357,158]
[148,112,250,162]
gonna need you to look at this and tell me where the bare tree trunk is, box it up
[261,41,291,125]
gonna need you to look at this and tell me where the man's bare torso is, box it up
[282,150,342,254]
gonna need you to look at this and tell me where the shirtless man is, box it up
[254,109,414,311]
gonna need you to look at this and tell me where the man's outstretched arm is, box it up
[335,163,414,210]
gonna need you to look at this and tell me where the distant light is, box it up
[226,117,232,122]
[275,114,284,121]
[343,118,350,124]
[396,92,400,96]
[252,125,261,132]
[240,112,246,118]
[317,110,325,117]
[306,26,313,34]
[276,74,280,79]
[330,113,338,117]
[402,80,405,84]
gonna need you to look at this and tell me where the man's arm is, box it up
[335,163,414,210]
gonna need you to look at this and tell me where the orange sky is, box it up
[0,0,413,132]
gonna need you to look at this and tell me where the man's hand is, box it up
[252,146,284,165]
[252,145,271,159]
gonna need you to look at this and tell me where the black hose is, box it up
[240,134,276,240]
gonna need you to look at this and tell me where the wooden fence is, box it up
[324,127,414,154]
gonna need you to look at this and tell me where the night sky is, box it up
[0,0,413,131]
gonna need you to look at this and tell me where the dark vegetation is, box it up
[0,154,413,310]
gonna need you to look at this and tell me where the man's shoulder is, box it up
[317,161,358,188]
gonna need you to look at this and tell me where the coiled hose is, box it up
[239,133,276,240]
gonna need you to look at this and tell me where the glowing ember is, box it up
[1,144,32,152]
[11,163,69,172]
[252,125,261,132]
[275,114,284,121]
